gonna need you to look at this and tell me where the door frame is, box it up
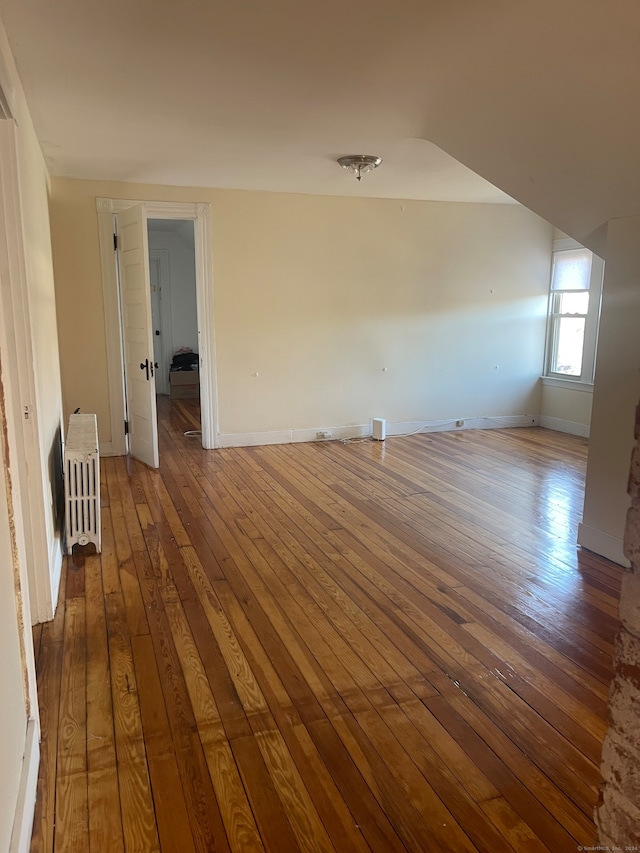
[0,119,58,623]
[149,248,172,396]
[0,116,42,849]
[97,197,218,453]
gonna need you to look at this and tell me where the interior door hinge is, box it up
[124,419,129,435]
[113,233,118,251]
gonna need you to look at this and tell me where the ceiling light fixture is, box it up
[337,154,382,182]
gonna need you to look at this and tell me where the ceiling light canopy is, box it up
[337,154,382,182]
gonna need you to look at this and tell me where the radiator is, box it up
[64,413,101,554]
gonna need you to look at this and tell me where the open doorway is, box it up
[147,219,201,438]
[97,198,217,463]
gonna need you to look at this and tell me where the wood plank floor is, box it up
[30,398,621,852]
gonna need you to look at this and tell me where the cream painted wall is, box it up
[50,190,113,438]
[213,193,551,434]
[579,215,640,566]
[50,177,553,445]
[540,383,593,436]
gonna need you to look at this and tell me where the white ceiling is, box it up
[3,0,640,251]
[0,0,514,203]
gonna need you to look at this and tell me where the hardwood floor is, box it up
[30,399,621,852]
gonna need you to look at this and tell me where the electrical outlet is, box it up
[455,419,464,427]
[316,431,332,440]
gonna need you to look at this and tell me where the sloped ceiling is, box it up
[1,0,639,251]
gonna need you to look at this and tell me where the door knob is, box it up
[139,359,150,380]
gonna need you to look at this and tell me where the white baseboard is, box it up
[386,414,538,436]
[292,424,372,444]
[218,429,296,448]
[539,415,590,437]
[217,414,539,449]
[578,522,629,568]
[99,440,119,457]
[10,718,39,853]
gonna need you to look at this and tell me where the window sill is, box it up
[541,376,594,392]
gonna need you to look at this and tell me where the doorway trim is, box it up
[96,198,218,453]
[149,248,172,396]
[0,117,42,849]
[0,119,59,623]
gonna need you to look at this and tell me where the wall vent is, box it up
[64,413,101,554]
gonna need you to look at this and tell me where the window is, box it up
[544,239,604,383]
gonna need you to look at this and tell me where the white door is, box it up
[149,256,166,394]
[117,204,159,468]
[149,249,172,396]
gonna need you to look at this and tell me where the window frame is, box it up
[543,237,604,385]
